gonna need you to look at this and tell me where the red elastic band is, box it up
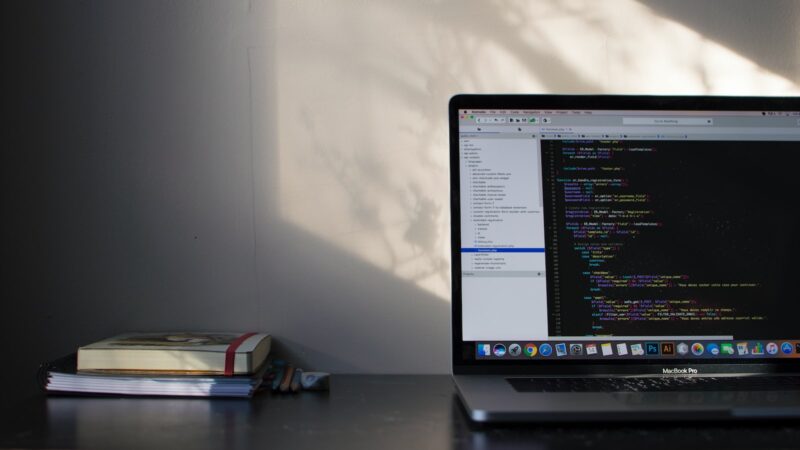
[224,332,257,376]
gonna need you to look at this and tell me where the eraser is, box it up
[300,371,330,391]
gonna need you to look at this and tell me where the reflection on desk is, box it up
[45,396,257,449]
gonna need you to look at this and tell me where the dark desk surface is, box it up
[3,375,800,449]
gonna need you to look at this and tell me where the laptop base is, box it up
[454,375,800,423]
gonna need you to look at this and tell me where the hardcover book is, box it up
[77,332,271,375]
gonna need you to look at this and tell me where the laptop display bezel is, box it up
[449,94,800,376]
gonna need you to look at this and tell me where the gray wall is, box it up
[4,1,800,389]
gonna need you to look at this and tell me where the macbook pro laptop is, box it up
[449,94,800,422]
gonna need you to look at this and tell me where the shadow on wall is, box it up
[250,0,800,372]
[256,220,452,373]
[250,41,451,373]
[10,0,799,380]
[639,0,800,84]
[267,0,800,297]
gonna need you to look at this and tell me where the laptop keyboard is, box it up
[508,376,800,393]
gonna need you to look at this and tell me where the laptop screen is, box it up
[454,100,800,363]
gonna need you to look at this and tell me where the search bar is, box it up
[623,117,713,126]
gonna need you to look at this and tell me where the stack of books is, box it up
[39,332,272,398]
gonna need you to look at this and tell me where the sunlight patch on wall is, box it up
[268,0,799,301]
[512,0,800,94]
